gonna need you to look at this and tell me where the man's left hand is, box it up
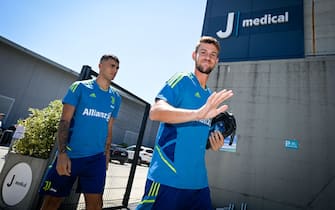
[208,131,224,151]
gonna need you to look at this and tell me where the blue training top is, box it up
[148,72,212,189]
[62,79,121,158]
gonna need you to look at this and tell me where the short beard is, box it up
[196,63,213,75]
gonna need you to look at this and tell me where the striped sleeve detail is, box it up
[69,82,80,93]
[69,79,95,93]
[167,72,188,88]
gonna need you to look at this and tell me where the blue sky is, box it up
[0,0,208,103]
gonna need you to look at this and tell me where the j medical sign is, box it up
[202,0,304,62]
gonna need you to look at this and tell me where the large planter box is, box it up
[0,152,50,210]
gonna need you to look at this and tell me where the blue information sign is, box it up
[285,139,299,150]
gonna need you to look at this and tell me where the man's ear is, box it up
[192,51,196,61]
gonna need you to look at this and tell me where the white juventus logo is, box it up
[216,12,235,39]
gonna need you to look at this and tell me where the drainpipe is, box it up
[312,0,316,54]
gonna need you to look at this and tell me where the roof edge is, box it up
[0,35,79,76]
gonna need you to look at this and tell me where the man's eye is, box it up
[111,64,119,69]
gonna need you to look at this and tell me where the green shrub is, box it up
[12,100,62,159]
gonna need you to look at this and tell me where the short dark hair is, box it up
[195,36,220,54]
[100,54,120,64]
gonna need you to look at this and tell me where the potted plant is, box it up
[0,99,62,210]
[12,99,62,158]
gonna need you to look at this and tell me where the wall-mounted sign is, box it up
[2,162,32,206]
[202,0,304,62]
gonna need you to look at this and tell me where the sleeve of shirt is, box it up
[111,92,122,118]
[62,81,81,107]
[155,72,186,107]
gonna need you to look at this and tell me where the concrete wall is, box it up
[113,96,159,147]
[206,0,335,209]
[304,0,335,56]
[0,38,78,128]
[207,57,335,209]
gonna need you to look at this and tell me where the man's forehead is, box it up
[103,59,118,64]
[199,43,218,51]
[198,44,219,53]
